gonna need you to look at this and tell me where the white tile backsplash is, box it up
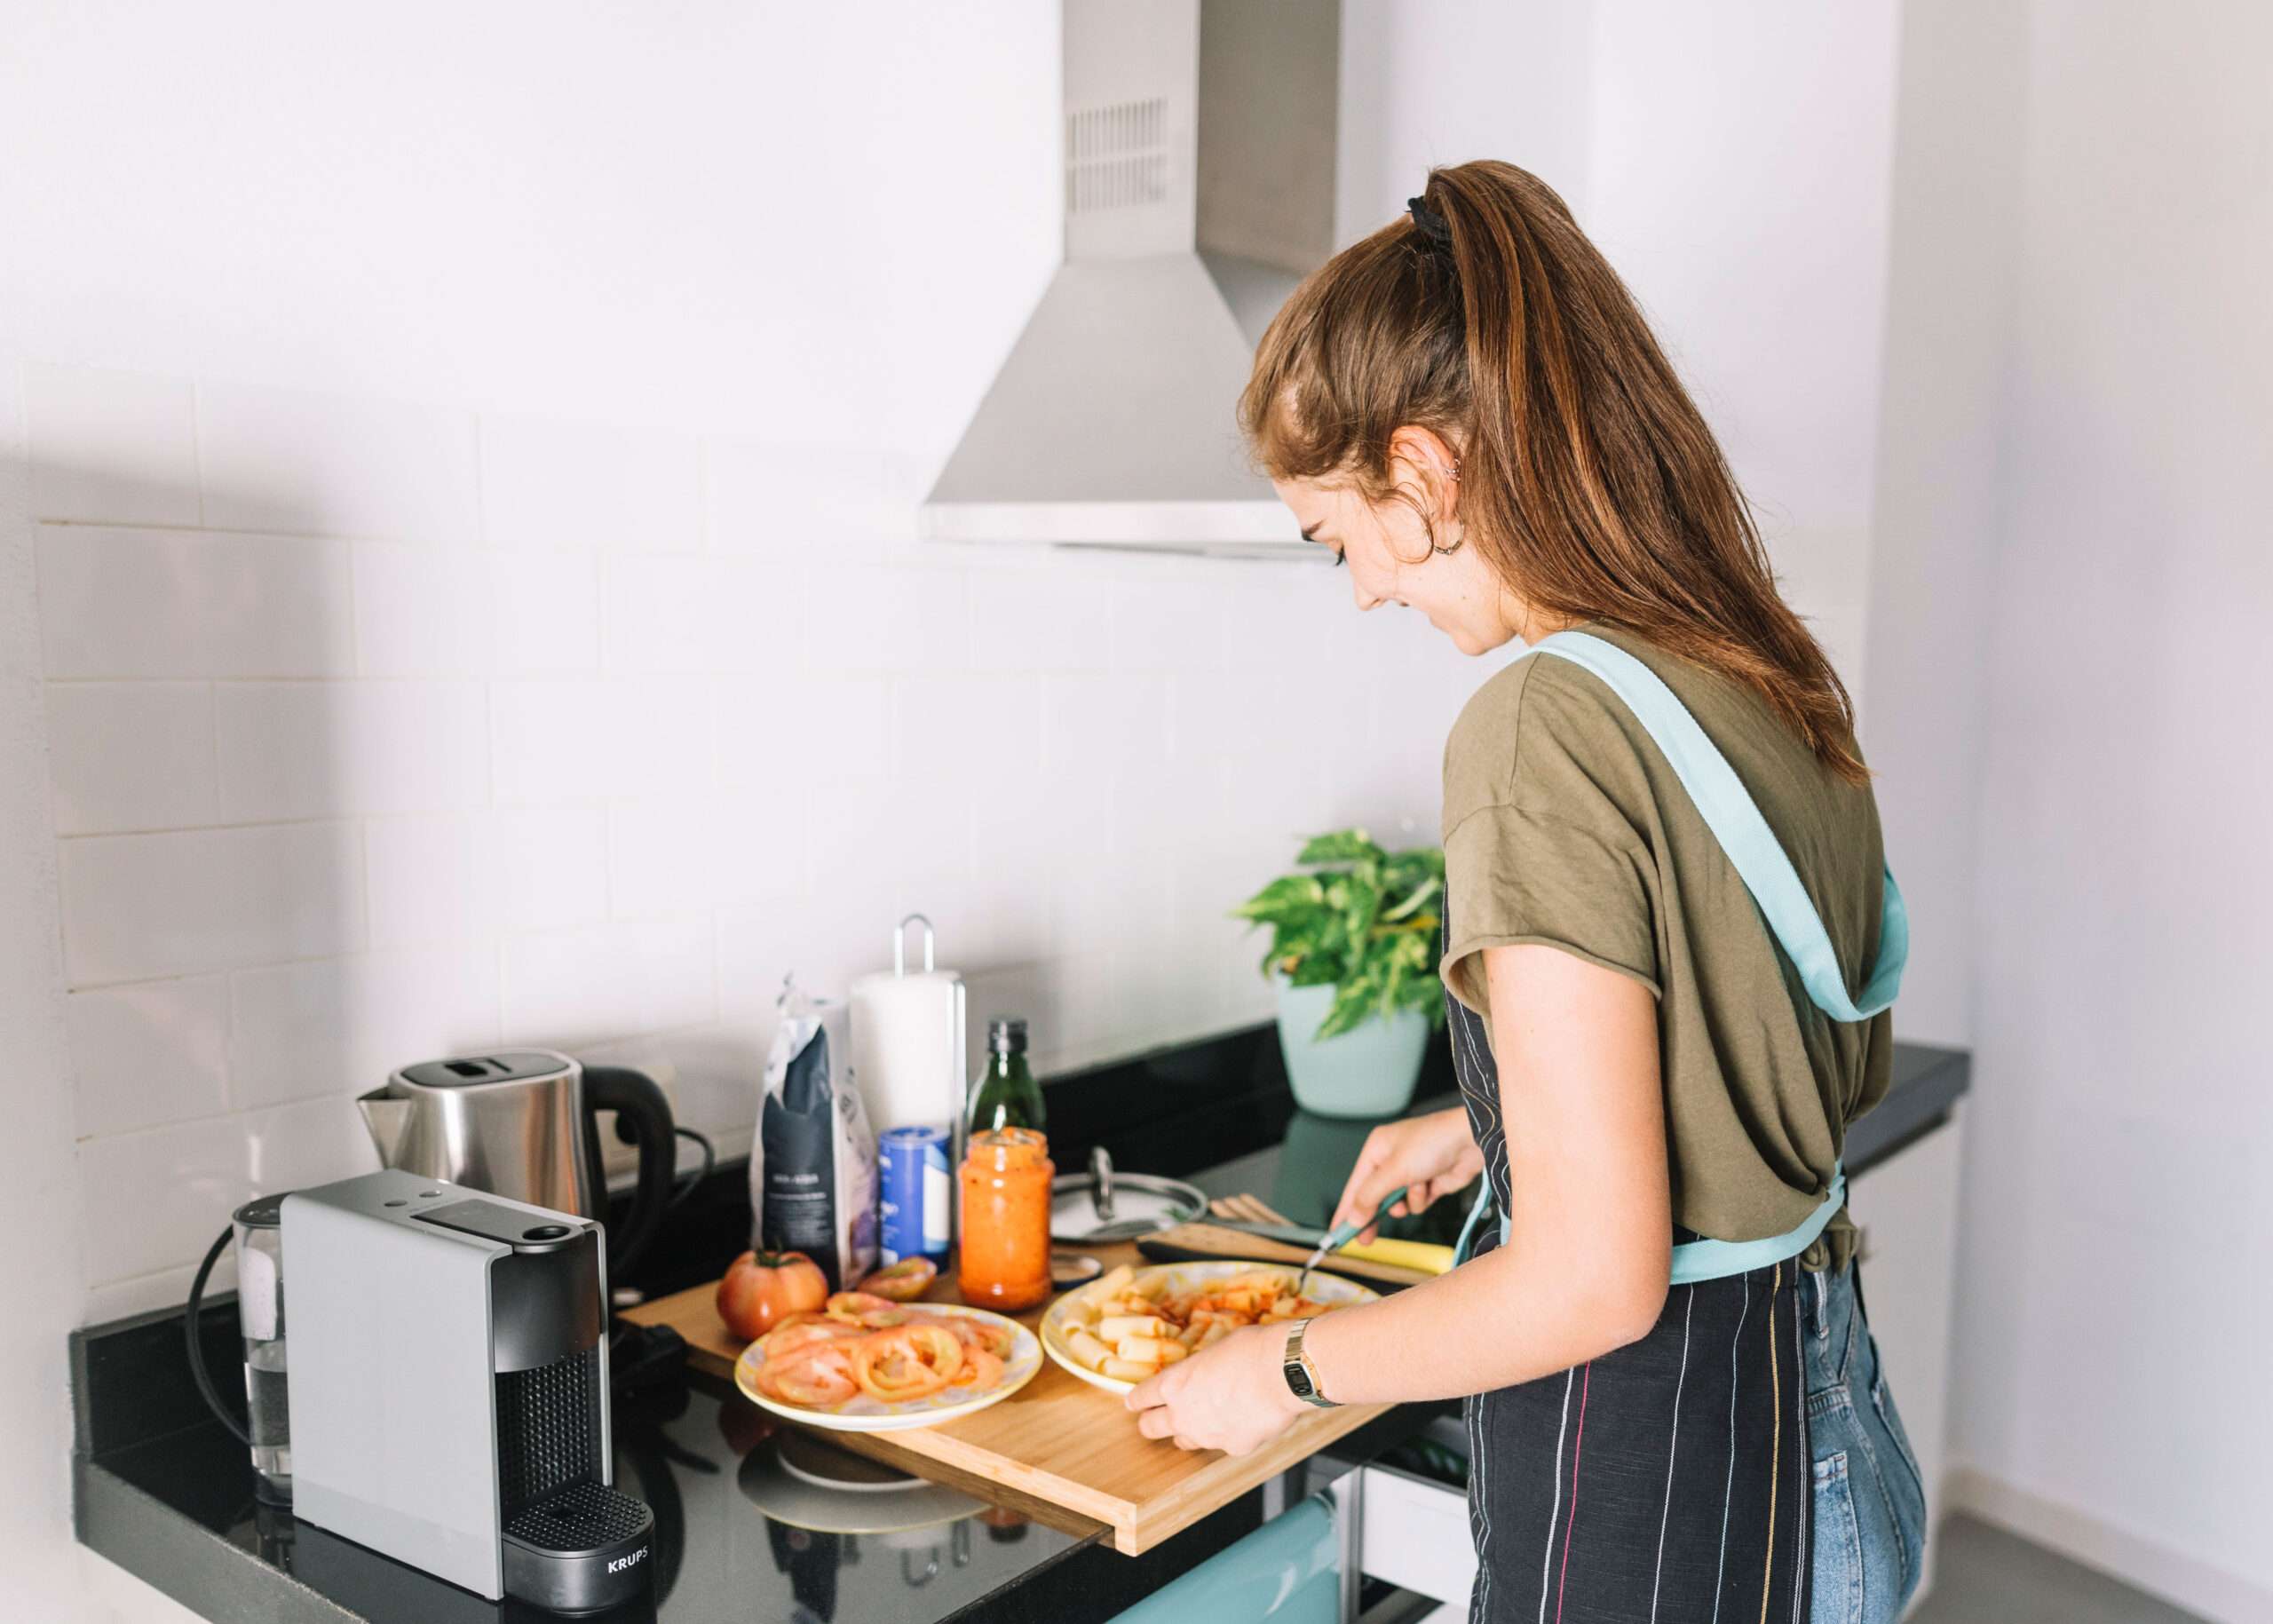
[493,805,612,930]
[59,821,366,985]
[25,360,202,527]
[65,975,232,1138]
[479,413,701,551]
[499,917,716,1050]
[36,526,354,679]
[603,553,722,675]
[78,1113,257,1286]
[214,679,489,822]
[352,543,495,677]
[44,682,218,835]
[229,945,501,1110]
[33,367,1460,1308]
[364,812,502,947]
[704,439,897,558]
[198,380,480,541]
[490,551,603,675]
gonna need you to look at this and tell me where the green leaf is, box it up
[1296,829,1384,867]
[1230,874,1327,921]
[1381,875,1440,922]
[1239,828,1451,1034]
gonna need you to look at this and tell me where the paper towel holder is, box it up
[893,913,938,978]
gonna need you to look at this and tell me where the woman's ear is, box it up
[1386,424,1463,527]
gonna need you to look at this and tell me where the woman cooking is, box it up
[1125,161,1928,1622]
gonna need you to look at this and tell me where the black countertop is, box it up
[71,1025,1967,1624]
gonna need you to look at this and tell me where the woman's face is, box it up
[1271,461,1525,656]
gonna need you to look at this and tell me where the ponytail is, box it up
[1241,160,1868,785]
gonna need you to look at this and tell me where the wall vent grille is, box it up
[1066,97,1168,214]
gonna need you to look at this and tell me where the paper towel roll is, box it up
[850,968,967,1136]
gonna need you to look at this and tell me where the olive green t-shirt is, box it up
[1437,622,1892,1271]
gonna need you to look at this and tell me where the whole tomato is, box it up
[716,1249,829,1343]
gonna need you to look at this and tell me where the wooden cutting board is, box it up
[621,1243,1391,1555]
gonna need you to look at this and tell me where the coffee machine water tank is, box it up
[281,1169,654,1611]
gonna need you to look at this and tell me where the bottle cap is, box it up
[987,1016,1029,1055]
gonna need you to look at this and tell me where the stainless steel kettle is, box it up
[358,1049,677,1275]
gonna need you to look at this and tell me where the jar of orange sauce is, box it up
[957,1126,1052,1312]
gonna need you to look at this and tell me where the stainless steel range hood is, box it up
[922,0,1339,554]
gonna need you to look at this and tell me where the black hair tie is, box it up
[1407,195,1453,248]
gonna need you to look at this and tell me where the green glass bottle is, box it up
[967,1016,1046,1136]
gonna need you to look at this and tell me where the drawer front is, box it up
[1105,1494,1341,1624]
[1358,1464,1476,1607]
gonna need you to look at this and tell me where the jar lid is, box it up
[969,1125,1049,1168]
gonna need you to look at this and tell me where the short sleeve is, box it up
[1439,804,1662,1017]
[1437,655,1662,1022]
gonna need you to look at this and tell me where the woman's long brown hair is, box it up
[1240,160,1868,784]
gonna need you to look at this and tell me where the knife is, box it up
[1206,1209,1455,1279]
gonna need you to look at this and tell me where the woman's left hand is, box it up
[1124,1325,1307,1455]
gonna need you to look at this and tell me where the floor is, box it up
[1911,1515,2212,1624]
[1384,1514,2215,1624]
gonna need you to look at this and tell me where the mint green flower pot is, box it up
[1272,978,1429,1120]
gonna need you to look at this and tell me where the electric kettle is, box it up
[359,1050,677,1276]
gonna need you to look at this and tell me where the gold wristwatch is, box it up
[1281,1318,1337,1407]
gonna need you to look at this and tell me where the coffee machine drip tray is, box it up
[503,1481,656,1613]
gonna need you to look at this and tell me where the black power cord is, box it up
[186,1224,251,1446]
[669,1126,716,1211]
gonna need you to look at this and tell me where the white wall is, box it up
[1343,0,1903,702]
[0,0,1495,1327]
[0,4,1491,1616]
[1857,0,2029,1047]
[1939,4,2273,1616]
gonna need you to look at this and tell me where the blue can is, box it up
[877,1125,951,1264]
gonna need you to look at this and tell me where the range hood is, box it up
[921,0,1340,555]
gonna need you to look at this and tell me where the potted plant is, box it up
[1232,829,1446,1119]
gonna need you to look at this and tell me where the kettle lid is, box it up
[396,1050,574,1090]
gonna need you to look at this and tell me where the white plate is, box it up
[737,1441,987,1534]
[1040,1260,1381,1396]
[733,1304,1041,1433]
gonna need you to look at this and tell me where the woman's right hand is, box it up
[1329,1108,1485,1242]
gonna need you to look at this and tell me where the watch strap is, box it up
[1281,1317,1337,1408]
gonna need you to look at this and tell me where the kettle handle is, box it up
[581,1065,677,1280]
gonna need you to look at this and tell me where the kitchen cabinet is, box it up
[1849,1111,1965,1607]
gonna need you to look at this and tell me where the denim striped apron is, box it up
[1445,631,1905,1624]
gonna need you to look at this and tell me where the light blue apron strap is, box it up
[1472,1164,1847,1278]
[1452,1179,1493,1267]
[1511,630,1905,1022]
[1667,1165,1844,1283]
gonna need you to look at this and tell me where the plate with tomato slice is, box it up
[732,1293,1042,1433]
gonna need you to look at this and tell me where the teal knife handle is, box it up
[1325,1184,1409,1249]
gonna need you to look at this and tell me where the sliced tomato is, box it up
[759,1319,863,1360]
[937,1314,1017,1359]
[947,1348,1005,1390]
[764,1310,837,1338]
[827,1290,902,1323]
[851,1322,964,1402]
[757,1344,858,1407]
[858,1257,939,1301]
[763,1334,868,1382]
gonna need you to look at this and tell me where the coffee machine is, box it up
[282,1168,654,1612]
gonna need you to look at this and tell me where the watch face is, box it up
[1286,1363,1316,1398]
